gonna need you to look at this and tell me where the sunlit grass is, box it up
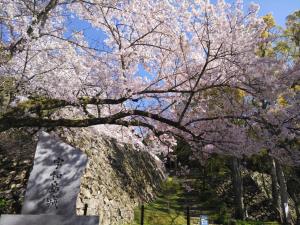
[126,177,188,225]
[126,177,279,225]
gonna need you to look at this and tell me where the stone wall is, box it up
[0,129,36,214]
[60,127,165,225]
[0,127,165,225]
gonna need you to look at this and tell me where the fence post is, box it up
[187,206,190,225]
[140,204,144,225]
[84,204,88,216]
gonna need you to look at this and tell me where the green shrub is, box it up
[215,203,229,224]
[0,198,8,213]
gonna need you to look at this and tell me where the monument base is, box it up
[0,214,99,225]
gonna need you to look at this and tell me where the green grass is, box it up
[126,177,279,225]
[126,177,219,225]
[127,177,189,225]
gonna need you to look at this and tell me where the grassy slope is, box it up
[128,177,188,225]
[127,176,221,225]
[127,176,279,225]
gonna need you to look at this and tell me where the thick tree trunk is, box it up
[275,159,292,225]
[230,157,245,220]
[296,205,300,225]
[296,208,300,225]
[286,170,300,224]
[290,195,300,225]
[270,157,282,222]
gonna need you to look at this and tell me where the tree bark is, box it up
[275,159,292,225]
[290,194,300,225]
[230,157,245,220]
[270,157,282,222]
[296,205,300,225]
[287,178,300,225]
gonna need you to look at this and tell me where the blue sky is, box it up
[66,0,299,45]
[242,0,299,26]
[63,0,299,88]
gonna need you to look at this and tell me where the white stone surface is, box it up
[21,131,88,216]
[0,215,99,225]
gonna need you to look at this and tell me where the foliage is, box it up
[0,198,8,214]
[0,76,15,116]
[274,10,300,60]
[285,10,300,49]
[175,139,193,167]
[246,149,271,173]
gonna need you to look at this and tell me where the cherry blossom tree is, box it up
[1,1,299,223]
[0,0,265,140]
[0,0,298,165]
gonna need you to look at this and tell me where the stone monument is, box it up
[0,131,99,225]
